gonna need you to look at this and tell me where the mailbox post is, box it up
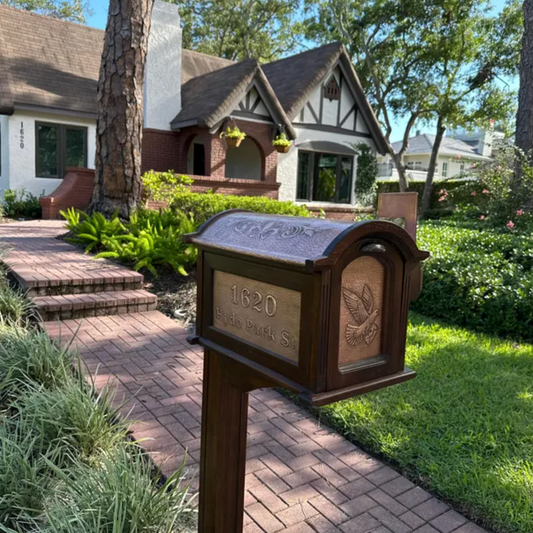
[185,208,429,532]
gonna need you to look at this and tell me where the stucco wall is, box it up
[6,110,96,197]
[144,0,182,130]
[0,115,9,195]
[277,126,376,203]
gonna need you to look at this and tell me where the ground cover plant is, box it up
[0,266,195,531]
[319,313,533,533]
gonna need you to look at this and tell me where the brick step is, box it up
[11,269,144,297]
[34,290,157,321]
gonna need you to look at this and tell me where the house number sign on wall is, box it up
[212,271,301,362]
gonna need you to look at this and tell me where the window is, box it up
[35,122,87,178]
[460,162,465,173]
[296,151,353,204]
[442,162,448,177]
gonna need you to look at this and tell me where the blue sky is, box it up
[86,0,519,142]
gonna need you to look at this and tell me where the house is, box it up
[378,131,493,182]
[0,2,390,218]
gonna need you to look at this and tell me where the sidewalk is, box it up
[0,220,486,533]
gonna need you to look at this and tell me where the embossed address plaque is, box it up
[212,271,301,362]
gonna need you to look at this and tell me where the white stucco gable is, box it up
[234,84,275,124]
[292,64,372,138]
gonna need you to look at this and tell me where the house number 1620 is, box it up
[231,284,277,317]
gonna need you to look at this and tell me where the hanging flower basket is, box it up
[225,136,244,148]
[274,144,291,154]
[272,132,292,153]
[220,124,246,148]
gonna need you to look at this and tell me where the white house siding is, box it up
[277,126,376,203]
[0,115,9,194]
[5,110,96,197]
[278,63,377,204]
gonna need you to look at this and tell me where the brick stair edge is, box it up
[34,290,158,321]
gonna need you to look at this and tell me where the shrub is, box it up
[376,179,486,211]
[415,219,533,341]
[170,191,309,226]
[3,188,42,219]
[141,170,193,204]
[354,143,378,205]
[41,446,195,533]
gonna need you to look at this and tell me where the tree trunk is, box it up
[392,153,410,192]
[516,0,533,157]
[421,115,446,217]
[89,0,155,218]
[392,112,419,192]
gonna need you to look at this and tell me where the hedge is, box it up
[414,219,533,341]
[170,191,310,226]
[376,180,486,210]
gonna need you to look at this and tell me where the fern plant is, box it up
[94,210,197,276]
[61,209,127,253]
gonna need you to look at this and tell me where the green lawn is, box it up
[320,313,533,533]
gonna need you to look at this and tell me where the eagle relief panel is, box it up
[339,255,385,367]
[212,271,301,362]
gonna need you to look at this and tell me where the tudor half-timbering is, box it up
[0,2,390,217]
[262,47,389,204]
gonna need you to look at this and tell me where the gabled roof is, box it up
[262,42,343,121]
[262,43,391,155]
[0,4,102,116]
[172,58,296,138]
[391,134,492,160]
[0,5,388,152]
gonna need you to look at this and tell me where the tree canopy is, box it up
[0,0,90,22]
[174,0,302,62]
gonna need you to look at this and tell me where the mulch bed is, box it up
[143,268,197,331]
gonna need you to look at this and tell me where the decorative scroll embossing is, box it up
[233,218,322,240]
[342,285,379,346]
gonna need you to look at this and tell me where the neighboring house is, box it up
[0,2,389,216]
[379,131,493,182]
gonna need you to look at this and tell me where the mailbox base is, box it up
[199,349,277,533]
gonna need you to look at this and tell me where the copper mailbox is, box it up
[186,210,429,406]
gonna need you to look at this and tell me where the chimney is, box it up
[415,129,421,136]
[144,0,182,130]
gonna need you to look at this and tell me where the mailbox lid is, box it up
[185,210,354,266]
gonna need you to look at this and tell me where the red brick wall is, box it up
[142,129,181,173]
[142,123,279,184]
[40,167,95,219]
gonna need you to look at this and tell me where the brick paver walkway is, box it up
[0,220,487,533]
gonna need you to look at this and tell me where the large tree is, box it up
[88,0,155,218]
[419,0,521,215]
[302,0,438,191]
[516,0,533,156]
[175,0,301,61]
[1,0,89,22]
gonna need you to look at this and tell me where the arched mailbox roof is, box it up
[185,210,428,269]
